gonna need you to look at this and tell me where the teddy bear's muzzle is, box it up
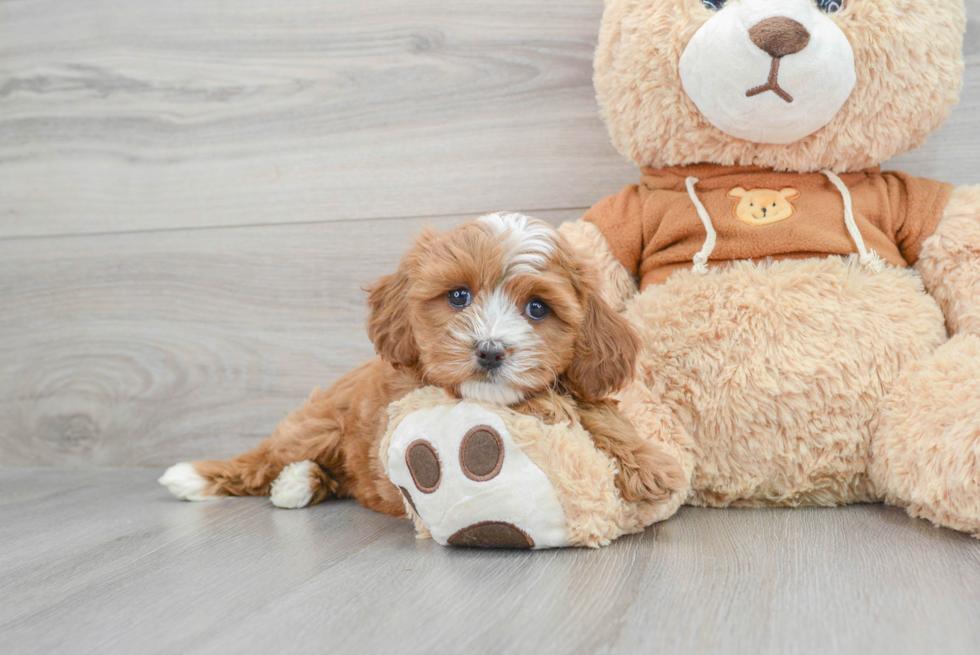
[678,0,855,144]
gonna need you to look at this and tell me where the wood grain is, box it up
[0,0,632,238]
[2,1,978,238]
[1,468,979,655]
[3,5,980,653]
[0,209,581,466]
[0,2,979,468]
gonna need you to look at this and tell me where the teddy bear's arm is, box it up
[916,185,980,336]
[559,219,638,312]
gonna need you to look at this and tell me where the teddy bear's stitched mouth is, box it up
[746,57,794,104]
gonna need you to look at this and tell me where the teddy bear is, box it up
[384,0,980,548]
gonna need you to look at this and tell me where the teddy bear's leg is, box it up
[870,334,980,535]
[916,185,980,336]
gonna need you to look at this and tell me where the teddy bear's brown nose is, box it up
[748,17,811,58]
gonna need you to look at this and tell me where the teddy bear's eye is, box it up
[702,0,727,10]
[816,0,843,12]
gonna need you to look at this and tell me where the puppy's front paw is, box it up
[159,462,213,501]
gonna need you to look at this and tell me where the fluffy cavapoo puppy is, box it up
[160,213,684,515]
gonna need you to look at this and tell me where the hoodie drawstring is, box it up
[683,172,884,275]
[820,170,884,273]
[685,177,717,275]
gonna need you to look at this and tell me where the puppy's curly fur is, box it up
[162,214,684,514]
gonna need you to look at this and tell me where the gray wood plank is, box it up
[0,209,582,467]
[890,2,980,179]
[1,468,979,655]
[0,0,632,238]
[2,3,980,467]
[2,1,978,239]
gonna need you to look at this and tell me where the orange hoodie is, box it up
[584,164,953,288]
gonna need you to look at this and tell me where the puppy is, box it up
[160,213,684,515]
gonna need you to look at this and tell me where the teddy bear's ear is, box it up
[779,187,801,200]
[727,187,747,199]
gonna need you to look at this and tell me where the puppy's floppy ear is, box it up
[562,276,640,402]
[365,228,435,369]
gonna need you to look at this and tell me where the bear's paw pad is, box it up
[448,521,534,549]
[387,402,570,549]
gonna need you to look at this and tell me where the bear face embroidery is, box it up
[727,187,801,226]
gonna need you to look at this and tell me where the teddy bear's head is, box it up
[595,0,966,172]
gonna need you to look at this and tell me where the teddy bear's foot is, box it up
[386,402,572,549]
[871,334,980,536]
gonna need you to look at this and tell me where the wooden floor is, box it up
[3,1,980,653]
[1,468,979,655]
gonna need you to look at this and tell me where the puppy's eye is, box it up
[447,288,471,309]
[816,0,843,12]
[702,0,727,10]
[525,298,550,321]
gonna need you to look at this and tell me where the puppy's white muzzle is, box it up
[679,0,855,144]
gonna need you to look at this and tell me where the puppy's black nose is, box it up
[475,341,506,370]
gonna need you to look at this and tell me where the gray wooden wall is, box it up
[2,0,979,467]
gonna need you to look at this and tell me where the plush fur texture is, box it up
[624,256,947,508]
[558,220,638,312]
[161,215,683,517]
[566,217,980,534]
[382,387,684,547]
[384,224,980,542]
[595,0,965,172]
[917,185,980,337]
[871,334,980,534]
[536,0,980,541]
